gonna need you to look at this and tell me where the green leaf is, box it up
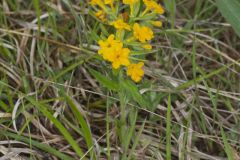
[0,131,74,160]
[132,1,141,17]
[61,92,96,159]
[122,109,138,159]
[127,119,146,160]
[176,64,229,91]
[136,13,157,21]
[166,94,172,160]
[121,80,149,108]
[220,126,234,160]
[26,96,85,159]
[164,0,176,28]
[32,0,41,32]
[53,57,88,81]
[88,68,119,91]
[216,0,240,38]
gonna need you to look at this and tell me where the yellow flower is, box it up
[95,10,107,22]
[127,62,144,82]
[98,34,122,61]
[123,0,139,6]
[98,35,119,53]
[104,0,114,7]
[108,47,130,69]
[98,35,130,69]
[154,4,164,14]
[143,0,165,14]
[90,0,103,6]
[151,21,162,27]
[133,23,154,42]
[110,18,131,31]
[104,0,113,4]
[143,44,152,50]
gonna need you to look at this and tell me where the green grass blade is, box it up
[121,80,149,108]
[0,131,74,160]
[176,63,230,91]
[106,93,111,159]
[32,0,41,33]
[164,0,176,28]
[122,109,138,159]
[127,119,146,160]
[53,56,93,81]
[220,126,234,160]
[216,0,240,38]
[62,92,96,159]
[88,68,119,91]
[26,96,85,159]
[166,94,172,160]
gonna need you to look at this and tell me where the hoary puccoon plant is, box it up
[90,0,164,82]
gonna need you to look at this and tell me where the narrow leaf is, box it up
[121,80,149,108]
[166,94,172,160]
[62,92,96,159]
[220,126,234,160]
[88,68,119,91]
[216,0,240,38]
[0,131,74,160]
[26,97,85,159]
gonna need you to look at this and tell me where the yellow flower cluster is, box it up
[95,10,107,22]
[110,19,131,31]
[123,0,138,6]
[143,0,165,14]
[98,35,130,69]
[90,0,165,82]
[127,62,144,82]
[133,23,154,43]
